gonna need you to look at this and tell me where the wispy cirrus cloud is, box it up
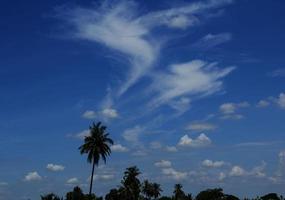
[149,60,235,107]
[59,0,234,97]
[193,32,232,50]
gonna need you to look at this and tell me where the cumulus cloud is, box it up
[218,172,226,181]
[122,125,144,143]
[229,166,246,177]
[219,102,249,114]
[276,93,285,109]
[178,133,212,147]
[82,110,96,119]
[186,122,216,132]
[162,167,188,181]
[101,108,119,118]
[70,129,90,140]
[202,159,225,168]
[256,100,270,108]
[155,160,172,168]
[111,144,129,152]
[60,0,234,96]
[219,101,249,120]
[46,164,65,172]
[149,60,235,107]
[24,172,42,182]
[229,162,267,178]
[66,177,80,185]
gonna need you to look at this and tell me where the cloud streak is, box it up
[59,0,234,97]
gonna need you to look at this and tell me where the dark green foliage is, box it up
[41,193,61,200]
[105,189,120,200]
[121,166,141,200]
[66,186,85,200]
[142,180,162,200]
[260,193,281,200]
[158,197,172,200]
[173,184,186,200]
[79,122,114,196]
[196,188,224,200]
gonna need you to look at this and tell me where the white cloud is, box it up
[194,32,232,49]
[61,0,234,95]
[270,68,285,77]
[219,101,249,114]
[219,101,249,120]
[102,108,119,118]
[66,177,80,185]
[97,174,115,181]
[46,164,65,172]
[150,60,235,107]
[251,161,266,178]
[162,167,188,181]
[277,150,285,177]
[122,125,144,143]
[169,97,191,113]
[256,100,270,108]
[155,160,172,168]
[229,166,246,177]
[228,162,267,178]
[277,93,285,109]
[0,182,8,186]
[24,172,42,182]
[186,122,216,131]
[89,174,115,182]
[82,110,96,119]
[166,14,198,29]
[71,129,90,140]
[220,114,244,120]
[218,172,226,181]
[165,146,178,152]
[132,150,147,157]
[149,141,162,149]
[202,159,225,168]
[178,133,211,147]
[111,144,129,152]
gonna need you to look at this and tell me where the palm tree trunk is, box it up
[89,160,96,197]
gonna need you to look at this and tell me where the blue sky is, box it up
[1,0,285,199]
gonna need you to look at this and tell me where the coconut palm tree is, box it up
[173,184,186,200]
[152,183,162,200]
[121,166,141,200]
[79,122,113,197]
[142,180,152,200]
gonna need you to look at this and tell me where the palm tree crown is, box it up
[79,122,114,197]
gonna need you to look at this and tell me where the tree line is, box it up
[40,122,283,200]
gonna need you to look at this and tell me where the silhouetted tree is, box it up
[79,122,113,197]
[41,193,61,200]
[261,193,281,200]
[142,180,152,200]
[121,166,141,200]
[152,183,162,199]
[173,184,186,200]
[142,181,162,200]
[196,188,227,200]
[105,189,120,200]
